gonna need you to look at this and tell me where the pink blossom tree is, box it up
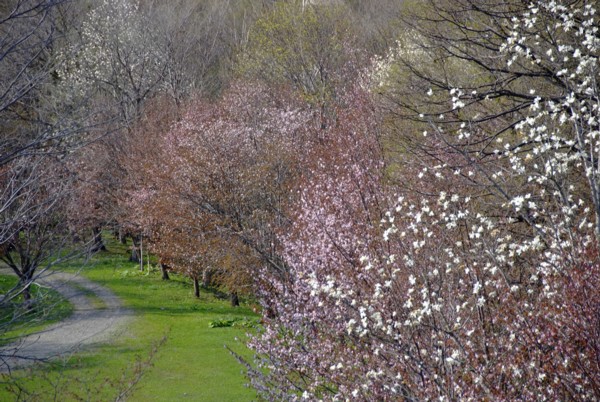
[121,82,315,299]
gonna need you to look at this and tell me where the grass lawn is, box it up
[0,237,258,401]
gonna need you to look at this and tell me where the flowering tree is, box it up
[246,85,397,399]
[60,0,174,252]
[120,82,314,299]
[58,0,168,127]
[245,1,600,399]
[376,0,600,239]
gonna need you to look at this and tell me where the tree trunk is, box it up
[202,268,213,288]
[130,247,140,263]
[193,276,200,298]
[230,292,239,307]
[91,227,107,252]
[160,263,170,280]
[115,227,127,244]
[20,277,33,310]
[139,235,144,271]
[22,284,31,302]
[129,235,140,263]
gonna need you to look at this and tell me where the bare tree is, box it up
[0,0,95,241]
[0,0,98,351]
[0,157,74,303]
[0,0,87,167]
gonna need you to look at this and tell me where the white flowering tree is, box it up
[59,0,169,127]
[247,1,600,400]
[378,0,600,239]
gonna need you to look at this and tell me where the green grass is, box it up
[0,237,258,401]
[0,275,74,347]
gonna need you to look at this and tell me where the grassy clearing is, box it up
[0,237,258,401]
[0,275,74,347]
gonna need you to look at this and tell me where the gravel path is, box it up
[0,269,133,372]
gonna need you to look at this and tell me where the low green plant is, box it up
[209,316,260,329]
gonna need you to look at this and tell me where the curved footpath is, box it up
[0,269,133,372]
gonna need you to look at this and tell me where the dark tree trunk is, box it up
[160,263,170,280]
[91,227,107,253]
[19,275,33,310]
[22,284,31,302]
[202,268,213,288]
[129,235,140,263]
[130,247,140,263]
[230,292,239,307]
[193,276,200,298]
[114,227,127,244]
